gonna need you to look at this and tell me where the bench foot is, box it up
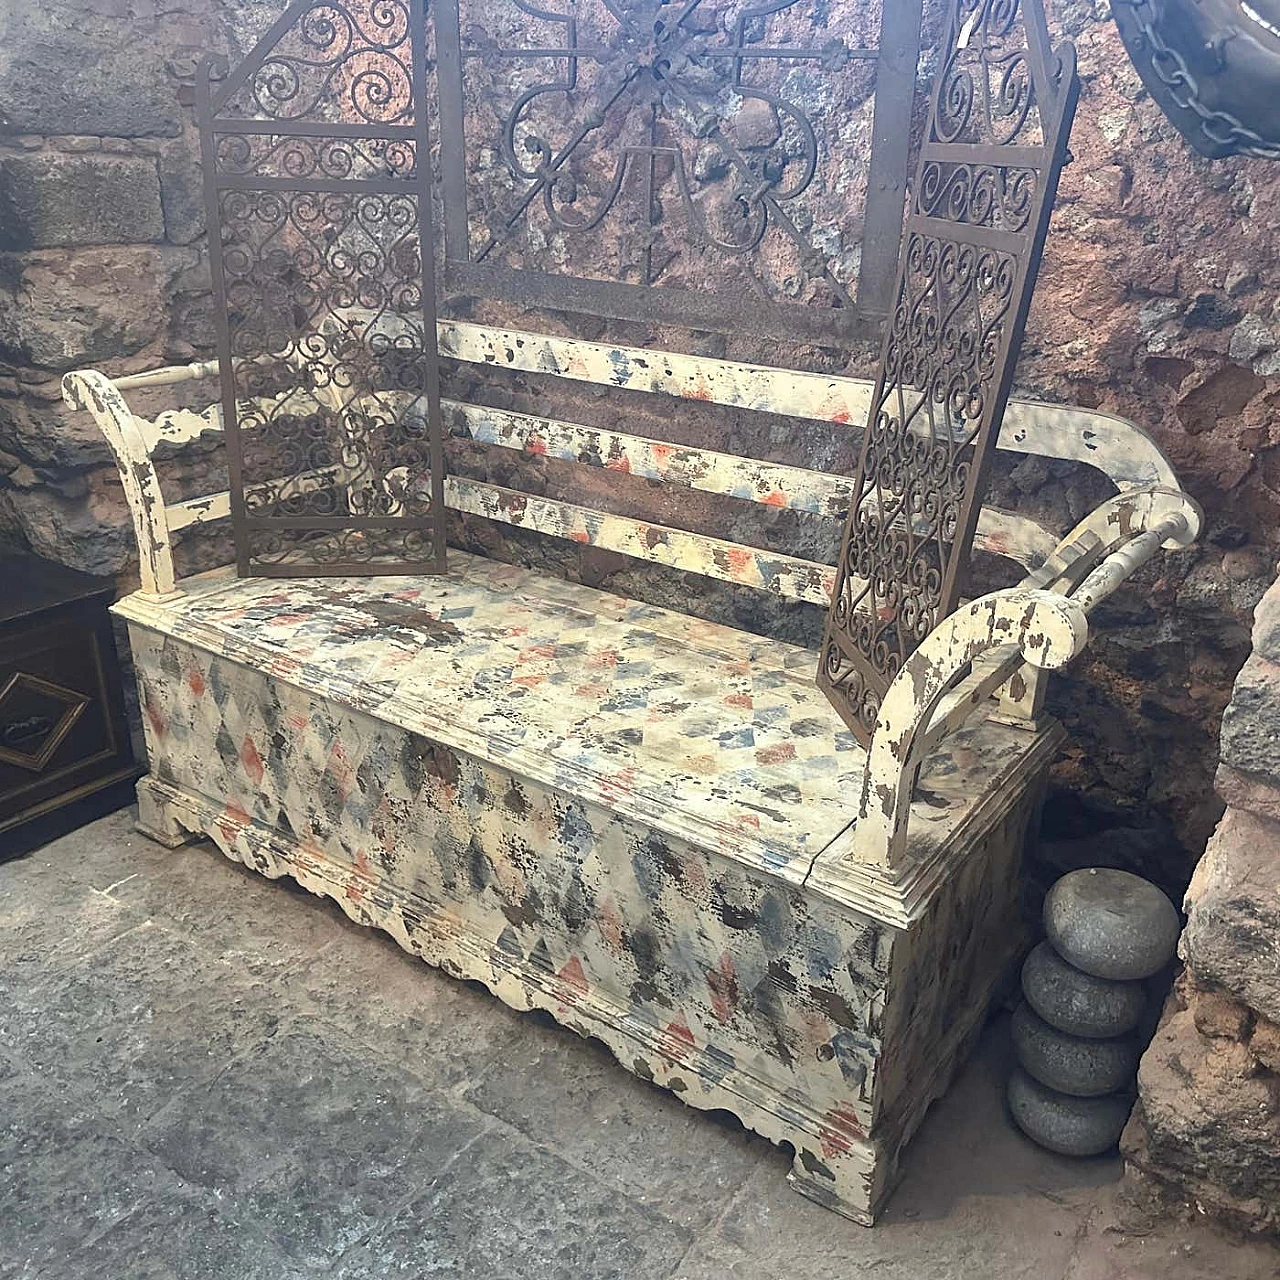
[135,775,201,849]
[787,1147,887,1227]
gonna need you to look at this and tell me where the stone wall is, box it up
[1123,565,1280,1235]
[1,0,1278,894]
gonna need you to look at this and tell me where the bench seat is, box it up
[118,551,1050,898]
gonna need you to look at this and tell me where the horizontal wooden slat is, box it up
[438,320,1179,491]
[119,324,1180,496]
[447,400,1057,568]
[168,471,846,606]
[445,399,847,515]
[447,476,841,606]
[438,320,869,425]
[134,384,330,454]
[168,491,230,531]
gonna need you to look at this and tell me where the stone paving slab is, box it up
[333,1126,696,1280]
[2,808,1279,1279]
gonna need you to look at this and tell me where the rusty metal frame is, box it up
[818,0,1081,743]
[197,0,448,577]
[433,0,923,343]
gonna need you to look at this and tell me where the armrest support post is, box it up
[851,486,1201,873]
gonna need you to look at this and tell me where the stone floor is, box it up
[3,809,1279,1280]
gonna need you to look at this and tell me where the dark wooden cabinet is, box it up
[0,553,137,845]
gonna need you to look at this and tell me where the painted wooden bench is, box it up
[63,325,1200,1223]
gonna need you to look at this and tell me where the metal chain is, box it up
[1117,0,1280,160]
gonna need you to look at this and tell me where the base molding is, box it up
[138,774,900,1222]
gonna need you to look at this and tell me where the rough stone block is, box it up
[1182,807,1280,1024]
[157,140,205,246]
[0,152,164,250]
[0,466,133,576]
[1125,1000,1280,1236]
[0,4,185,138]
[0,245,198,371]
[1254,577,1280,662]
[1216,764,1280,824]
[1220,653,1280,780]
[1251,1017,1280,1074]
[1188,981,1254,1041]
[0,394,114,470]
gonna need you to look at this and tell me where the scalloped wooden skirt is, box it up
[124,620,1046,1225]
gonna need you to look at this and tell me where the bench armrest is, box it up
[853,589,1088,871]
[848,484,1202,872]
[62,369,181,601]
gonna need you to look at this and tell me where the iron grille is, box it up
[433,0,924,343]
[818,0,1080,744]
[198,0,448,576]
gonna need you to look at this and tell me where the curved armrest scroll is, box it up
[854,589,1089,871]
[61,369,178,600]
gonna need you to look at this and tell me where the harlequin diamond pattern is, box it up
[139,551,868,871]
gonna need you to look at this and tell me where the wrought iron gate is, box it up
[433,0,924,343]
[198,0,448,576]
[817,0,1080,743]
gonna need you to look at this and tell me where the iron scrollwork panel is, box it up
[198,0,448,577]
[434,0,923,343]
[818,0,1080,744]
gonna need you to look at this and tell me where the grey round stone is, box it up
[1007,1067,1134,1156]
[1011,1000,1139,1097]
[1021,940,1146,1038]
[1043,868,1180,980]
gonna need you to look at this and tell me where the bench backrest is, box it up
[64,320,1182,606]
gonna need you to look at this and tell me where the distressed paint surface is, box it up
[444,476,839,605]
[448,400,1058,569]
[119,553,860,876]
[854,590,1089,870]
[68,347,1199,887]
[62,328,1189,616]
[66,331,1200,1224]
[116,552,1050,894]
[61,369,179,599]
[125,613,1048,1223]
[437,320,1181,491]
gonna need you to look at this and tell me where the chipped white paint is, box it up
[136,404,224,453]
[450,400,1057,569]
[841,486,1201,867]
[66,322,1201,1228]
[1072,509,1191,613]
[853,590,1089,870]
[1048,484,1202,555]
[63,341,1200,879]
[446,475,841,605]
[437,320,1181,492]
[118,556,1056,1223]
[61,369,179,600]
[449,399,852,514]
[112,359,219,391]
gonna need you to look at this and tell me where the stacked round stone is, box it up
[1008,868,1179,1157]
